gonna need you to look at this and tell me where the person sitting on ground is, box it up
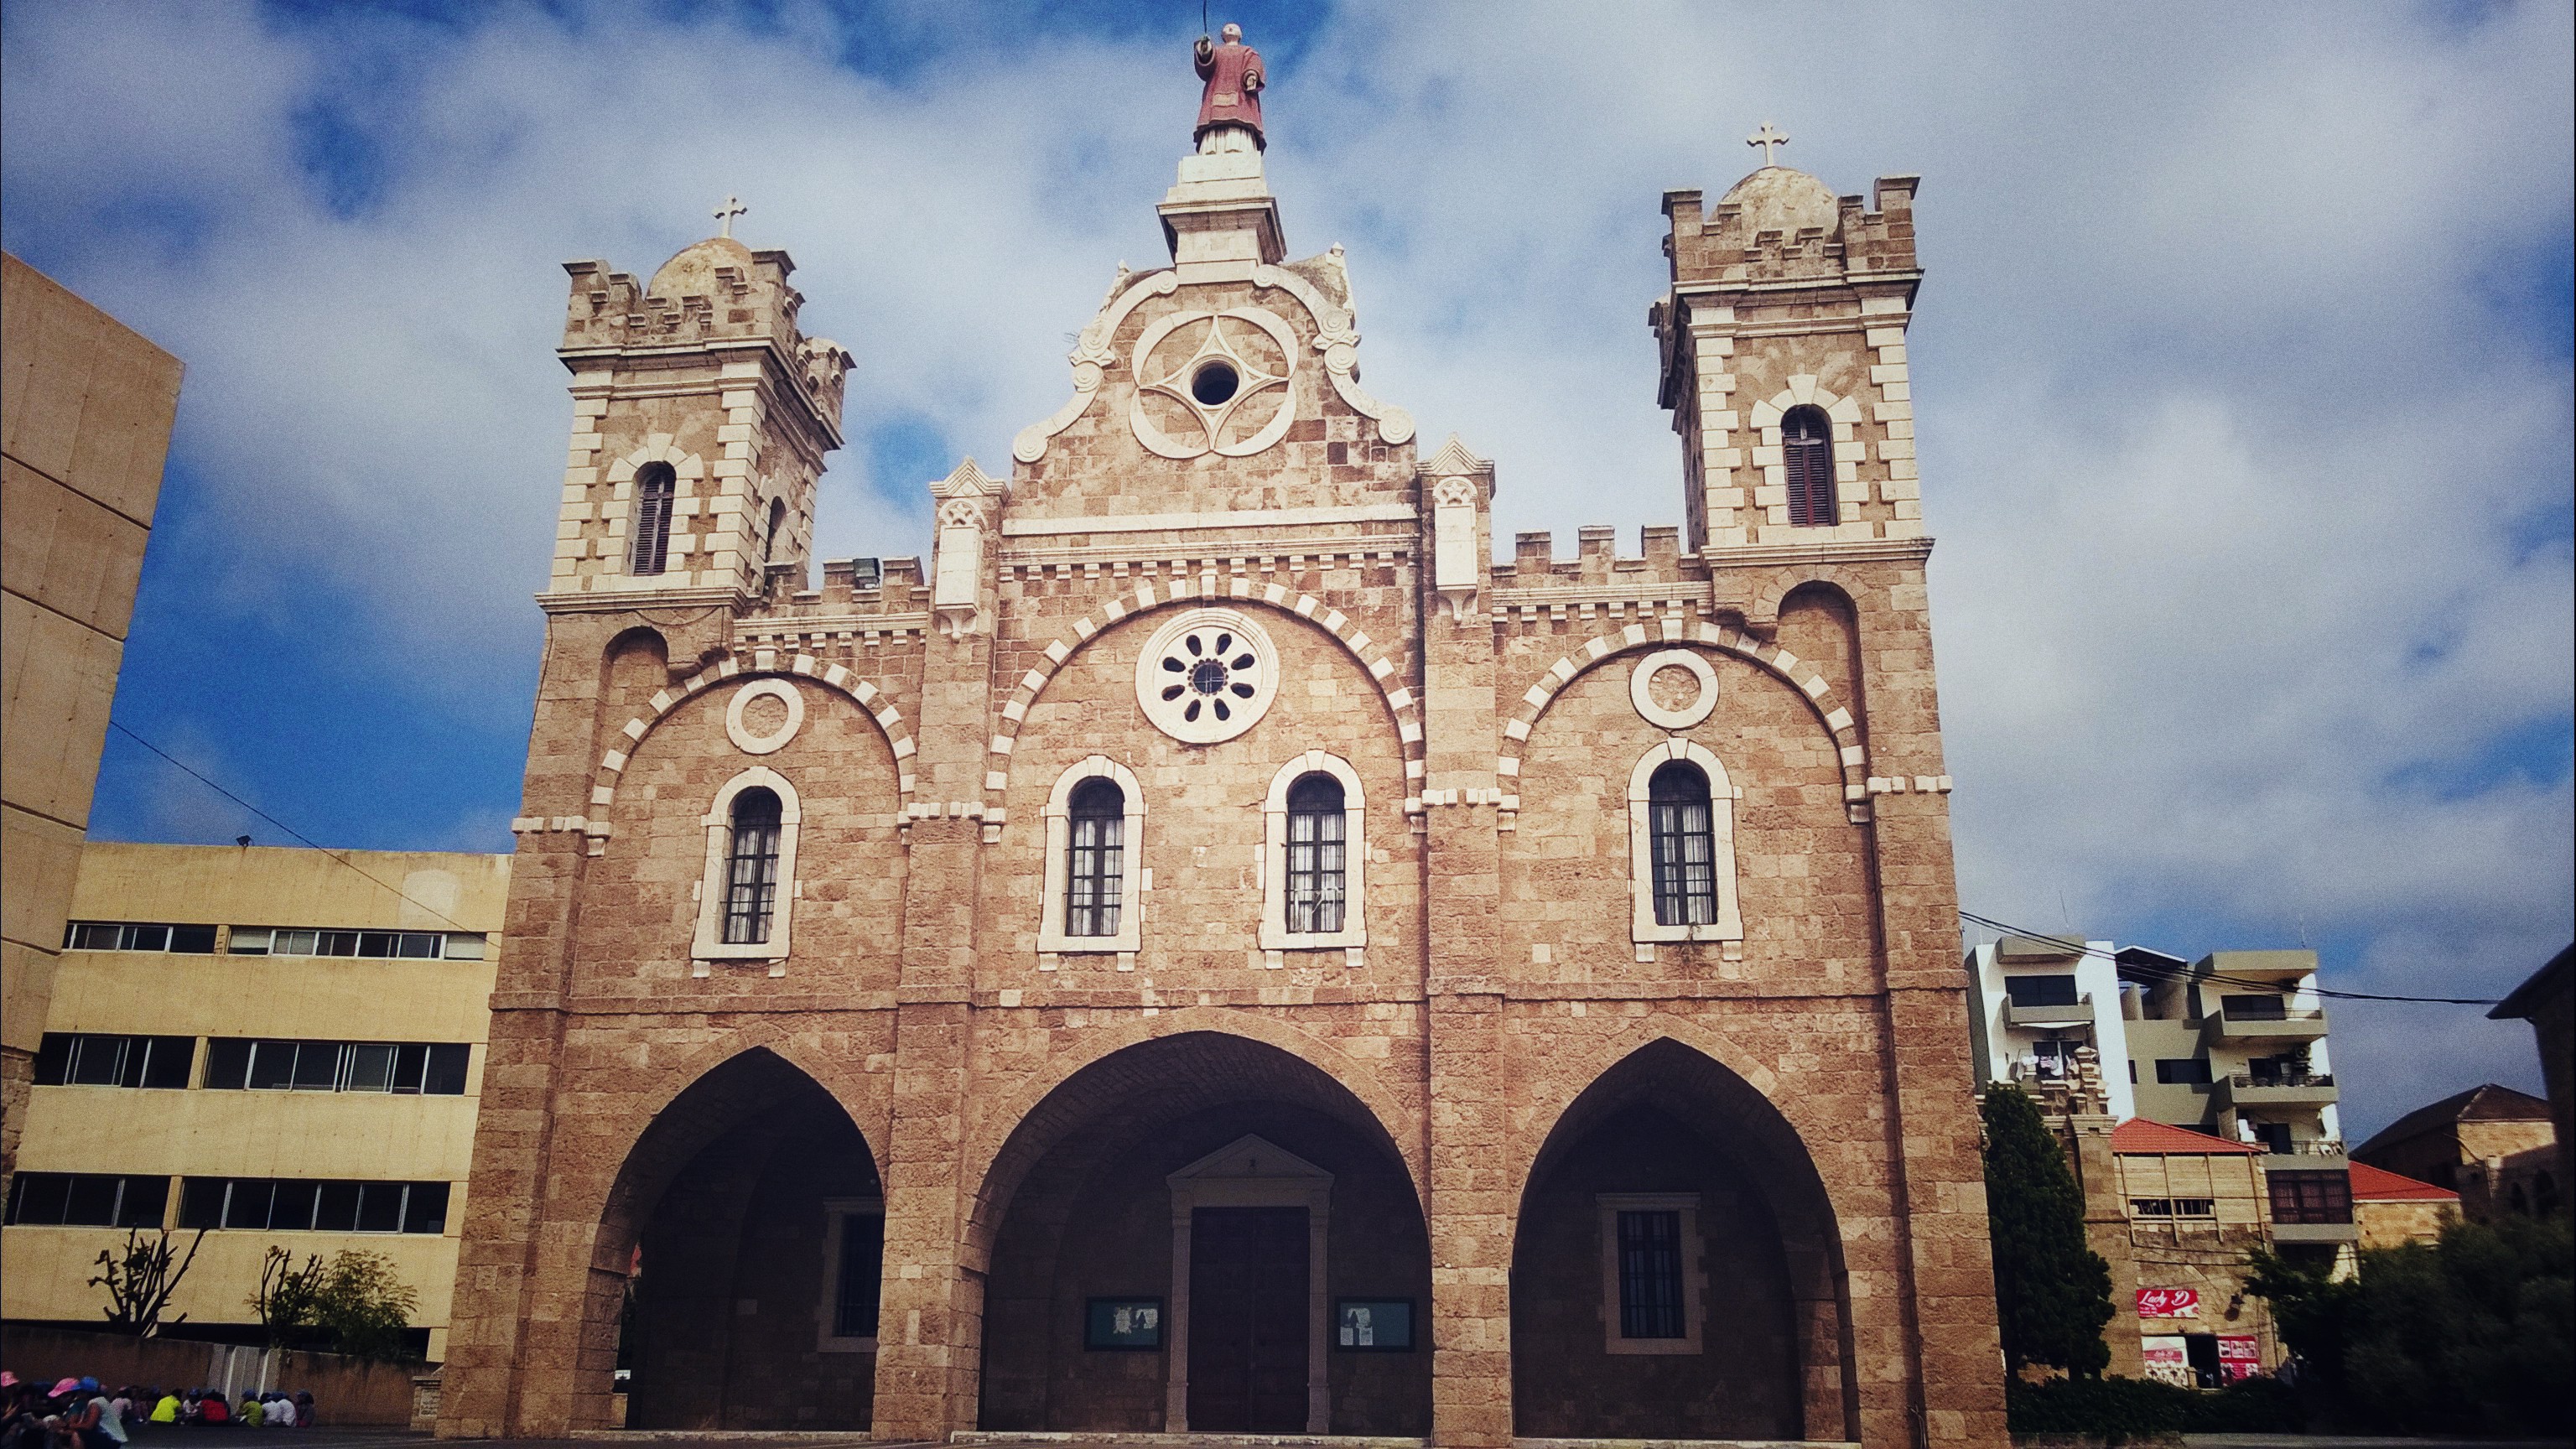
[235,1391,262,1429]
[149,1391,179,1425]
[293,1391,314,1428]
[197,1390,229,1426]
[272,1393,298,1430]
[86,1383,128,1448]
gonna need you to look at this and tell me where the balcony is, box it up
[2204,1004,2329,1042]
[2007,993,2095,1029]
[2217,1072,2339,1109]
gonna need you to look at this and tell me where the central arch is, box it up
[1511,1036,1857,1441]
[967,1030,1431,1436]
[589,1048,883,1431]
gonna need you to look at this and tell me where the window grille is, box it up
[2267,1170,2353,1224]
[834,1211,885,1337]
[1064,777,1126,937]
[723,788,784,945]
[1646,761,1718,926]
[1615,1209,1686,1338]
[1285,773,1348,935]
[1783,404,1837,527]
[631,462,678,575]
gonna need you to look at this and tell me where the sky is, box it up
[3,0,2568,1142]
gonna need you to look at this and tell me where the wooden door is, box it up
[1187,1205,1309,1431]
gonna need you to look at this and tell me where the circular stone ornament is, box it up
[1629,648,1718,730]
[1135,608,1279,745]
[724,678,806,756]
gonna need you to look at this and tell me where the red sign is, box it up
[2136,1287,2200,1318]
[2217,1335,2262,1383]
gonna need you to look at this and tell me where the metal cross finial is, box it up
[1746,122,1789,166]
[714,195,748,239]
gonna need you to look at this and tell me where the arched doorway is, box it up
[971,1031,1430,1436]
[1512,1037,1855,1441]
[599,1048,881,1431]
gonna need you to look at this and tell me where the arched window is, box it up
[721,787,783,944]
[631,462,678,575]
[764,496,787,563]
[1064,776,1126,938]
[1782,405,1836,527]
[1284,773,1348,935]
[1646,761,1718,927]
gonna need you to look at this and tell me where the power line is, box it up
[1959,910,2501,1007]
[106,719,474,932]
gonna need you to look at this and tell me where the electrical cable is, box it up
[107,719,475,932]
[1958,909,2501,1006]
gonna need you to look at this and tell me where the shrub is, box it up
[2006,1374,2302,1441]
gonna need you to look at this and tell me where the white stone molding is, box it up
[815,1195,884,1352]
[1128,308,1299,460]
[1495,617,1868,825]
[1135,606,1280,745]
[1628,648,1718,731]
[1259,750,1368,953]
[930,458,1001,639]
[987,583,1424,832]
[1251,262,1415,445]
[1037,755,1145,955]
[724,678,805,756]
[1163,1135,1334,1434]
[599,439,710,585]
[692,766,801,969]
[1595,1192,1708,1355]
[1745,378,1869,540]
[1423,435,1490,623]
[1625,740,1744,948]
[1014,272,1177,464]
[592,657,917,855]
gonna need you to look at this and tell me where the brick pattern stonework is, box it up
[439,148,2004,1448]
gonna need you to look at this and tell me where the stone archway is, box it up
[1511,1037,1857,1441]
[968,1031,1431,1437]
[591,1048,883,1431]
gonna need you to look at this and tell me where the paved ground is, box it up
[118,1435,2576,1449]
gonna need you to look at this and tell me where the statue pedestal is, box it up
[1161,148,1284,267]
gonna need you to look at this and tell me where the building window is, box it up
[692,767,802,964]
[62,922,216,954]
[33,1034,195,1089]
[1625,741,1742,948]
[764,497,787,563]
[2268,1170,2353,1225]
[631,462,677,575]
[1065,778,1126,938]
[2130,1197,2215,1219]
[6,1173,169,1228]
[228,927,485,960]
[178,1177,450,1234]
[1594,1193,1704,1354]
[2220,993,2292,1021]
[1260,752,1368,952]
[2154,1058,2213,1086]
[1037,757,1145,955]
[200,1040,470,1095]
[2005,974,2080,1007]
[1646,762,1718,927]
[723,789,785,945]
[819,1198,885,1350]
[1782,404,1837,527]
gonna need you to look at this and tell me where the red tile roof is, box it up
[2349,1161,2459,1202]
[2111,1119,2262,1156]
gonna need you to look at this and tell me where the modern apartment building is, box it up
[1965,935,2136,1121]
[0,842,505,1359]
[2117,948,2342,1157]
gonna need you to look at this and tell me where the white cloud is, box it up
[4,0,2567,1134]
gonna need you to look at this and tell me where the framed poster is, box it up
[2216,1335,2262,1383]
[2136,1286,2200,1319]
[1084,1297,1161,1350]
[2139,1335,2189,1388]
[1336,1298,1415,1351]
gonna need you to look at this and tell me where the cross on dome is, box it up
[713,195,748,238]
[1746,122,1789,166]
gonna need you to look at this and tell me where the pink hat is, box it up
[0,1372,17,1388]
[51,1378,83,1397]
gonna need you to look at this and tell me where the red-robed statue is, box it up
[1193,23,1266,152]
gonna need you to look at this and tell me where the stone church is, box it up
[439,36,2004,1449]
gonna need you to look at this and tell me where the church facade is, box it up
[438,65,2004,1449]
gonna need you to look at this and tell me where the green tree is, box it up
[2250,1213,2572,1435]
[308,1249,418,1362]
[250,1247,325,1348]
[1981,1083,2113,1376]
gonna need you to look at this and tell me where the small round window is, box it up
[1134,607,1278,745]
[1191,360,1240,407]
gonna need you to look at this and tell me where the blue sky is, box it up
[4,0,2568,1140]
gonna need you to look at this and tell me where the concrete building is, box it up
[2354,1083,2558,1223]
[2116,948,2343,1156]
[0,842,506,1360]
[1,253,184,1190]
[1966,935,2134,1120]
[2348,1160,2459,1250]
[435,56,2006,1449]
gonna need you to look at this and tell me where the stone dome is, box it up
[1719,166,1841,238]
[647,235,757,299]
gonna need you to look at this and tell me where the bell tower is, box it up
[1654,133,1922,555]
[546,221,850,607]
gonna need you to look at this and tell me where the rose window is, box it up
[1128,308,1298,460]
[1134,607,1279,744]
